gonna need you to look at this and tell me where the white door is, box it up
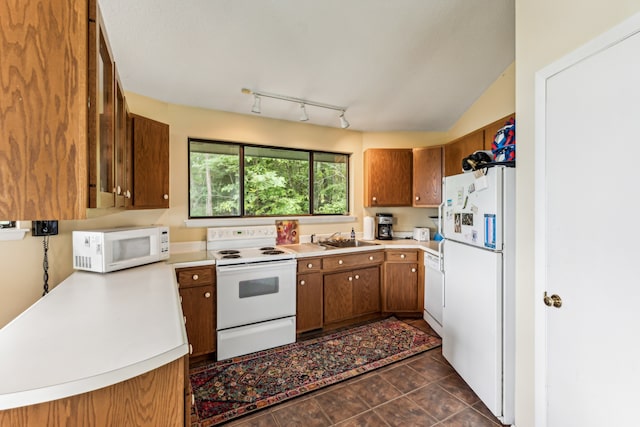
[535,14,640,426]
[443,240,504,418]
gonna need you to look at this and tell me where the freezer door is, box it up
[443,240,504,419]
[443,167,504,250]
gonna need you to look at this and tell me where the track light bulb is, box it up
[299,103,309,121]
[339,111,350,129]
[252,95,261,114]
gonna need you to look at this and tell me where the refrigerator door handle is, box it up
[438,200,444,236]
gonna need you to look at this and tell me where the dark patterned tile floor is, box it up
[218,319,510,427]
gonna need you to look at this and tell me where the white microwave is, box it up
[73,226,170,273]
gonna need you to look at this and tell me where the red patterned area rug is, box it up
[189,317,441,426]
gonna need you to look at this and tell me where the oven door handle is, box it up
[216,259,296,274]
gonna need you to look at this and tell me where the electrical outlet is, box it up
[32,220,59,236]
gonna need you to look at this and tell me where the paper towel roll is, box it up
[363,216,375,240]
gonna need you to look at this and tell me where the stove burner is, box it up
[262,250,284,255]
[259,246,276,251]
[218,250,240,255]
[221,254,242,259]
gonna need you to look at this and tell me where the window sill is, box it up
[184,215,357,228]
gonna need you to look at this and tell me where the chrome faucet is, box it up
[325,231,341,242]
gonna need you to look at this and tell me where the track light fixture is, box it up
[299,103,309,121]
[241,88,349,129]
[251,95,261,114]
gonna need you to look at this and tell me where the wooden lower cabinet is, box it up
[176,266,216,358]
[382,250,422,314]
[296,272,323,333]
[323,266,380,325]
[0,358,184,427]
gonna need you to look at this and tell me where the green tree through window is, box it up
[189,139,349,218]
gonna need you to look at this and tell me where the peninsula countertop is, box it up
[0,263,188,410]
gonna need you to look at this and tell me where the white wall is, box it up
[514,1,640,426]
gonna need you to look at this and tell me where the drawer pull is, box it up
[192,274,199,281]
[204,292,211,298]
[415,196,420,201]
[400,254,406,259]
[300,280,306,286]
[307,263,313,268]
[369,256,374,261]
[338,259,343,265]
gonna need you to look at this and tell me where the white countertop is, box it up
[0,263,188,410]
[169,238,442,267]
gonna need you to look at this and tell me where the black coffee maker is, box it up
[375,213,393,240]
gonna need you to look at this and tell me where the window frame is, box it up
[188,138,351,219]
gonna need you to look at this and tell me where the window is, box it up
[189,139,349,218]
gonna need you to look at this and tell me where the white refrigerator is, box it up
[442,166,515,425]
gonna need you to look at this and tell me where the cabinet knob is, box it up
[369,256,374,260]
[300,280,306,286]
[163,194,169,200]
[192,274,199,280]
[125,190,131,198]
[338,259,343,265]
[372,196,377,202]
[204,292,211,298]
[411,268,416,273]
[348,276,353,281]
[117,185,122,195]
[415,196,420,201]
[354,274,360,280]
[307,263,313,268]
[401,254,406,259]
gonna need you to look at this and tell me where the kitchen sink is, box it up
[319,239,379,249]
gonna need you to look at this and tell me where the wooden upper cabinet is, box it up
[443,129,484,177]
[364,149,412,207]
[88,7,117,209]
[0,0,88,220]
[483,113,516,150]
[128,114,170,209]
[413,146,443,207]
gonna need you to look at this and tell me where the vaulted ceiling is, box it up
[99,0,515,131]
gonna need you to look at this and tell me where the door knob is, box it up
[543,292,562,308]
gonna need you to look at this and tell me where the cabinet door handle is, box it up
[179,296,182,303]
[183,316,187,325]
[354,274,360,280]
[191,393,195,406]
[400,254,406,259]
[338,259,343,265]
[204,292,211,298]
[192,274,199,280]
[163,194,169,200]
[411,268,416,273]
[300,280,306,286]
[189,344,193,355]
[307,263,313,268]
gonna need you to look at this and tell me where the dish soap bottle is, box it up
[350,227,356,240]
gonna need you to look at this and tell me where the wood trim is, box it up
[0,358,185,427]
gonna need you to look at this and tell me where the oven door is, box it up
[216,259,296,330]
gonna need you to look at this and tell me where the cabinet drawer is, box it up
[176,266,215,287]
[385,250,419,262]
[298,258,323,273]
[323,251,384,271]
